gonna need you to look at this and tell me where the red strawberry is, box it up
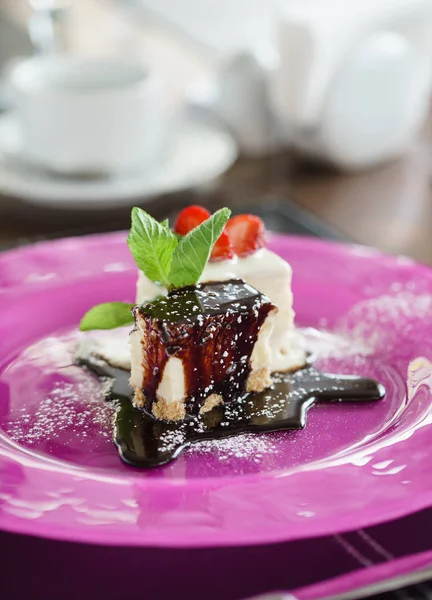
[210,230,234,261]
[225,214,266,257]
[175,205,234,261]
[174,205,210,236]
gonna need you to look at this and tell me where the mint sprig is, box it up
[79,302,134,331]
[127,208,177,286]
[168,208,230,289]
[127,206,231,289]
[79,206,231,330]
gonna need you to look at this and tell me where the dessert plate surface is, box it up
[0,233,431,547]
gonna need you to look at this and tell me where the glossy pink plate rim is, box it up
[0,232,432,547]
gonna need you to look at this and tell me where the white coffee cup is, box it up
[8,56,167,175]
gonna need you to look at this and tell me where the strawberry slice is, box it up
[175,205,234,261]
[174,205,210,236]
[225,214,266,257]
[210,230,234,261]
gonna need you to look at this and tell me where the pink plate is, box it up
[0,232,432,547]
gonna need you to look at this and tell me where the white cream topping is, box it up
[136,249,290,300]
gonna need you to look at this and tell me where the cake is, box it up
[130,279,277,420]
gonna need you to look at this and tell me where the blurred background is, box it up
[1,0,432,262]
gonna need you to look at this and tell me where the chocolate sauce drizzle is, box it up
[133,280,275,415]
[80,357,385,469]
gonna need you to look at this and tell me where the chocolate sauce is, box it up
[79,356,385,469]
[133,280,275,415]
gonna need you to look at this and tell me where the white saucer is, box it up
[0,113,237,210]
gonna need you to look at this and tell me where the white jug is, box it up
[213,0,432,169]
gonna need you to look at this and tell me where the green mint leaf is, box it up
[127,207,177,286]
[79,302,134,331]
[168,208,231,289]
[160,218,169,228]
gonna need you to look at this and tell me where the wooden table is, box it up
[1,0,432,264]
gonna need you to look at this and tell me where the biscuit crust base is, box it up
[132,360,309,422]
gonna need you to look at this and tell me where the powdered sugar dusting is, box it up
[301,327,373,359]
[191,432,279,462]
[336,292,432,358]
[4,379,115,449]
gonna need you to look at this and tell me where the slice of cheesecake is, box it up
[130,279,277,421]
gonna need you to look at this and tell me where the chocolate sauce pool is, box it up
[80,357,385,468]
